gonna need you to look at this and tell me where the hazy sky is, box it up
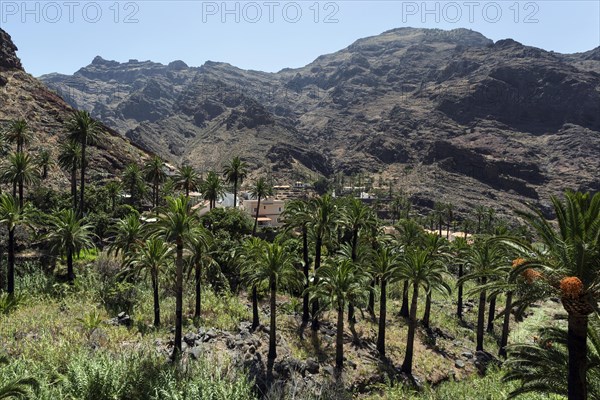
[2,1,599,77]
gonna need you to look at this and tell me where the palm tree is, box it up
[475,205,487,234]
[340,198,377,323]
[451,237,470,320]
[45,209,95,283]
[311,259,368,371]
[281,199,312,323]
[174,165,200,198]
[445,203,454,240]
[370,243,400,358]
[58,141,82,212]
[1,153,38,208]
[243,241,301,365]
[4,119,32,153]
[0,194,32,295]
[66,110,99,215]
[434,202,446,236]
[396,248,450,375]
[459,239,505,351]
[122,163,145,208]
[395,219,425,318]
[249,177,272,235]
[186,226,213,324]
[107,213,143,260]
[421,233,451,329]
[222,156,248,209]
[143,156,166,214]
[128,237,173,327]
[202,171,224,210]
[505,191,600,399]
[104,180,122,213]
[240,237,265,330]
[308,194,338,330]
[35,148,52,180]
[150,196,198,358]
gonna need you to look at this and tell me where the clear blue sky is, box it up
[1,1,599,77]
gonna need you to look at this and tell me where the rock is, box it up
[117,312,126,319]
[0,28,23,70]
[188,346,202,360]
[474,351,501,374]
[305,359,319,374]
[461,351,474,359]
[323,365,336,376]
[455,359,466,369]
[184,332,197,346]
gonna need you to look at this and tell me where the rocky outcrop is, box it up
[0,28,22,70]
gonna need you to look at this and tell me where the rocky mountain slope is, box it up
[0,28,148,189]
[40,28,600,217]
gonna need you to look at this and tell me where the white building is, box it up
[242,198,285,228]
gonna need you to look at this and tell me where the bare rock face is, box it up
[0,28,22,70]
[38,27,600,218]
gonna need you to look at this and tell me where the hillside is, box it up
[0,28,148,189]
[40,28,600,218]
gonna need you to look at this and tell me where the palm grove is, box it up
[0,113,599,400]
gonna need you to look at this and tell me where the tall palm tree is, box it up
[421,233,451,329]
[45,209,95,283]
[308,194,338,330]
[128,237,173,327]
[186,226,213,324]
[0,194,33,295]
[240,237,265,330]
[451,237,470,320]
[396,247,450,376]
[143,156,166,214]
[1,152,38,208]
[311,259,368,371]
[243,241,301,365]
[505,191,600,399]
[58,141,82,212]
[340,198,377,323]
[4,119,32,153]
[174,165,200,198]
[122,163,145,208]
[370,243,400,358]
[445,203,454,240]
[35,148,52,180]
[459,239,505,351]
[104,180,122,213]
[249,177,272,235]
[474,205,487,234]
[151,196,198,358]
[395,219,425,318]
[222,156,248,209]
[281,199,312,323]
[66,110,99,215]
[202,171,224,210]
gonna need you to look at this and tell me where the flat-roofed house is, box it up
[242,198,285,228]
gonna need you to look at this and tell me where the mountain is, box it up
[0,28,148,189]
[39,28,600,218]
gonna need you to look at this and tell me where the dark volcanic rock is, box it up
[0,28,22,70]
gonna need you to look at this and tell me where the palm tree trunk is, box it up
[487,294,497,333]
[268,278,277,360]
[457,264,463,320]
[499,291,512,358]
[233,180,237,209]
[18,179,23,209]
[348,229,358,324]
[70,167,77,212]
[152,271,160,327]
[335,303,344,370]
[252,197,261,235]
[12,181,16,198]
[567,313,588,400]
[79,141,86,216]
[476,278,487,351]
[401,284,419,375]
[66,246,74,283]
[376,278,387,357]
[302,226,310,323]
[251,285,259,331]
[399,280,409,318]
[423,291,432,329]
[7,228,15,295]
[194,261,201,322]
[367,279,376,317]
[173,240,184,358]
[312,236,322,330]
